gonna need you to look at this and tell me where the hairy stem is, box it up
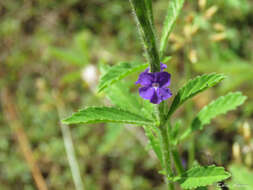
[129,0,160,72]
[160,123,174,190]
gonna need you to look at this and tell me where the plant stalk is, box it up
[160,123,174,190]
[129,0,160,72]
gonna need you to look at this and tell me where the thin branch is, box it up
[53,91,84,190]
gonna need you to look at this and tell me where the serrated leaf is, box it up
[168,73,225,117]
[160,0,185,58]
[98,62,148,93]
[105,81,155,120]
[99,62,156,120]
[180,92,246,141]
[174,165,231,189]
[191,92,246,130]
[62,107,155,126]
[105,81,142,114]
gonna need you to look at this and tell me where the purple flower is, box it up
[136,63,172,104]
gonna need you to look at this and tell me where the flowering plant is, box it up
[63,0,247,189]
[136,63,172,104]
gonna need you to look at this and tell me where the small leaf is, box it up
[105,81,142,114]
[98,62,148,93]
[105,81,155,120]
[99,62,156,120]
[160,0,185,58]
[174,165,231,189]
[180,92,246,140]
[168,73,225,117]
[191,92,246,130]
[62,107,155,126]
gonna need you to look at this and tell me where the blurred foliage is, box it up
[0,0,253,189]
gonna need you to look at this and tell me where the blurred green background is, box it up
[0,0,253,189]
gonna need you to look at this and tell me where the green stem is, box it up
[159,121,174,190]
[129,0,160,72]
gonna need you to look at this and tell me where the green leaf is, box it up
[160,0,185,58]
[168,73,225,117]
[97,62,148,93]
[229,164,253,190]
[105,81,141,114]
[174,165,231,189]
[144,126,163,164]
[99,62,156,120]
[191,92,246,130]
[62,107,155,126]
[105,81,155,120]
[129,0,160,72]
[180,92,246,141]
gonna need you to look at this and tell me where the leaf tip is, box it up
[61,118,70,125]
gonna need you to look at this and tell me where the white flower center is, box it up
[152,83,159,88]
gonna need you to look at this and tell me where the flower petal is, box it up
[154,72,171,87]
[135,72,154,86]
[160,63,167,71]
[158,87,172,101]
[139,86,155,100]
[150,89,161,104]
